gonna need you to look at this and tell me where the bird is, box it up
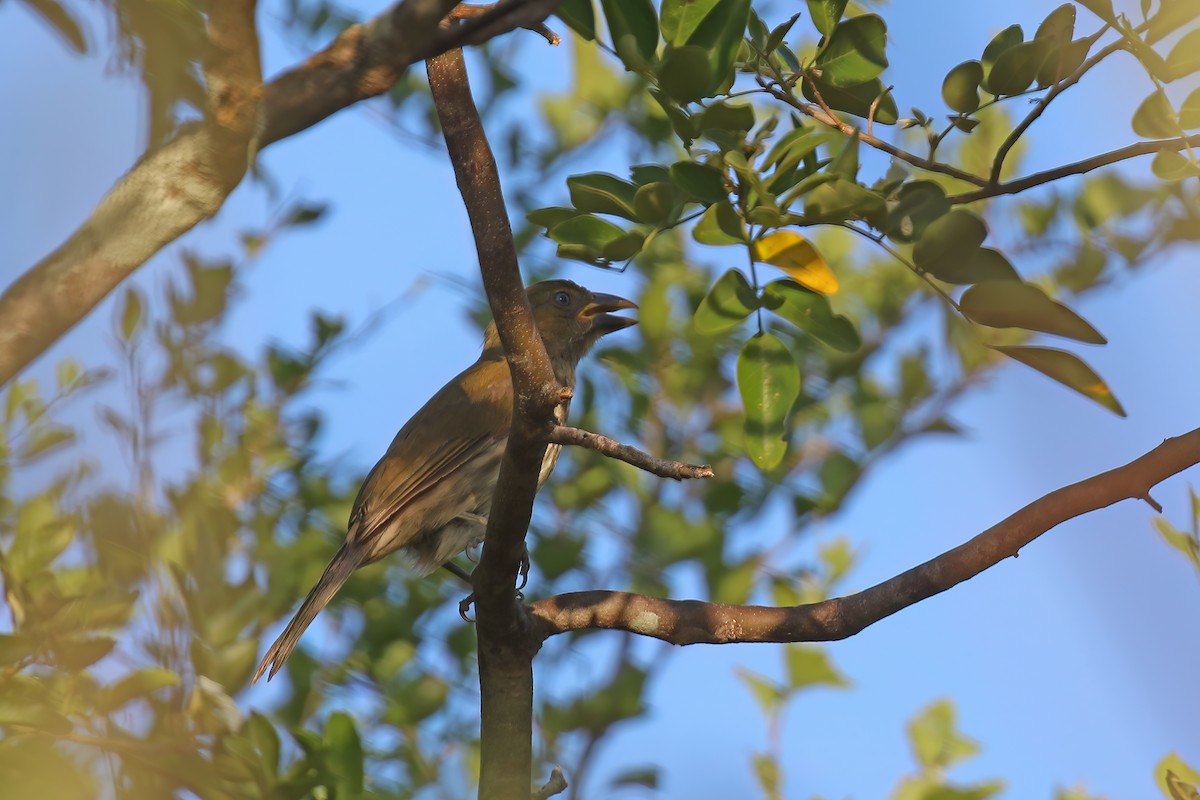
[252,280,636,682]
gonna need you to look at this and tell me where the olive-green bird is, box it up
[253,280,636,682]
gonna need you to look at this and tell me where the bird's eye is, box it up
[553,291,571,307]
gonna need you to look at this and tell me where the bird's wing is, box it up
[347,358,511,551]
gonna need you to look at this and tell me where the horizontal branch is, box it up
[0,0,565,388]
[951,134,1200,204]
[530,426,1200,645]
[548,425,713,480]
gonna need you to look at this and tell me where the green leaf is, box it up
[1038,37,1090,87]
[786,645,850,690]
[633,181,677,224]
[942,60,983,113]
[1034,4,1076,47]
[693,269,759,333]
[284,202,327,227]
[827,131,859,179]
[527,206,579,230]
[806,0,848,36]
[1133,89,1179,139]
[988,39,1051,95]
[980,24,1024,94]
[1074,0,1116,25]
[682,0,750,95]
[119,288,143,341]
[99,668,181,712]
[601,0,658,67]
[738,332,800,469]
[1154,518,1200,577]
[1164,27,1200,81]
[908,699,980,771]
[993,345,1125,416]
[0,698,72,734]
[669,161,728,203]
[886,181,949,242]
[912,209,988,281]
[737,667,785,714]
[801,76,898,124]
[1181,86,1200,130]
[765,13,802,55]
[961,281,1106,344]
[548,214,629,250]
[658,44,713,103]
[567,172,640,220]
[813,14,888,87]
[610,767,660,790]
[55,637,117,671]
[660,0,721,44]
[699,101,756,134]
[1151,149,1200,181]
[1145,2,1200,45]
[555,0,596,40]
[761,280,861,351]
[803,177,884,222]
[692,201,746,245]
[325,711,364,796]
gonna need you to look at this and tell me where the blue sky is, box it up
[2,1,1198,798]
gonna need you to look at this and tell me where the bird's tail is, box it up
[252,544,360,683]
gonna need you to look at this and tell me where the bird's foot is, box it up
[458,593,475,623]
[517,545,531,591]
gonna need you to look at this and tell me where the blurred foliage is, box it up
[5,0,1200,798]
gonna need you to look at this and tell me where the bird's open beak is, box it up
[580,292,638,335]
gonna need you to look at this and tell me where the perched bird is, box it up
[253,280,636,682]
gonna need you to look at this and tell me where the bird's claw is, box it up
[516,547,531,591]
[459,593,476,623]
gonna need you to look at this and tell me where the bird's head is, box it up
[528,280,637,380]
[482,280,637,384]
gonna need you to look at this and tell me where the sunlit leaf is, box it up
[1153,518,1200,578]
[993,345,1125,416]
[1133,89,1179,139]
[753,232,838,294]
[961,281,1105,343]
[1164,28,1200,82]
[786,645,850,690]
[813,14,888,88]
[1155,753,1200,800]
[806,0,848,36]
[908,699,980,771]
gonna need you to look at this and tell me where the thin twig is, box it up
[989,35,1122,184]
[549,426,713,480]
[758,79,988,187]
[949,133,1200,204]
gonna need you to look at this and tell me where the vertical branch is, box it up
[427,40,560,800]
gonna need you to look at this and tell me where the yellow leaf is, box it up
[752,231,839,294]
